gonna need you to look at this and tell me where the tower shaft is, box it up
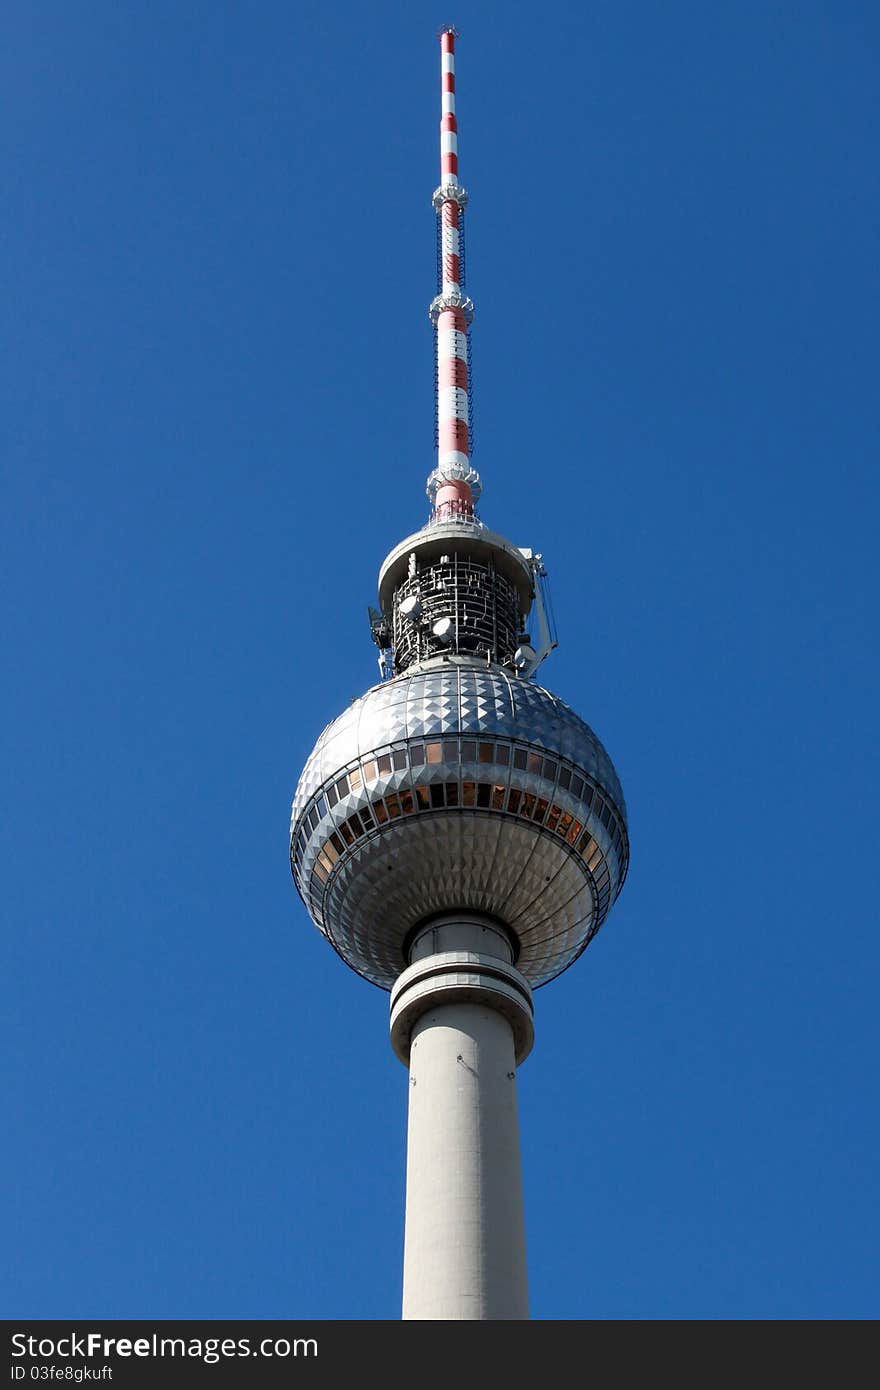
[391,914,532,1320]
[402,1005,528,1319]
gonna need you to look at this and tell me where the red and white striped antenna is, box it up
[427,28,481,522]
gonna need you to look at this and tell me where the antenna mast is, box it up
[427,28,481,522]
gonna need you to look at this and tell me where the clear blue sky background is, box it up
[3,1,877,1320]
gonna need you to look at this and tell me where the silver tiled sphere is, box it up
[290,660,628,989]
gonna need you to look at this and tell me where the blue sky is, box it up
[3,1,878,1320]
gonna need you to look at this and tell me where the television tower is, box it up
[290,29,628,1320]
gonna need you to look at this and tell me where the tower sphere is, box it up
[290,643,628,991]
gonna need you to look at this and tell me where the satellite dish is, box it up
[399,595,422,624]
[432,616,454,644]
[514,643,537,672]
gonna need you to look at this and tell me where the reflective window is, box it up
[306,734,622,893]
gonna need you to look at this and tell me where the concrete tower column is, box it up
[390,913,534,1320]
